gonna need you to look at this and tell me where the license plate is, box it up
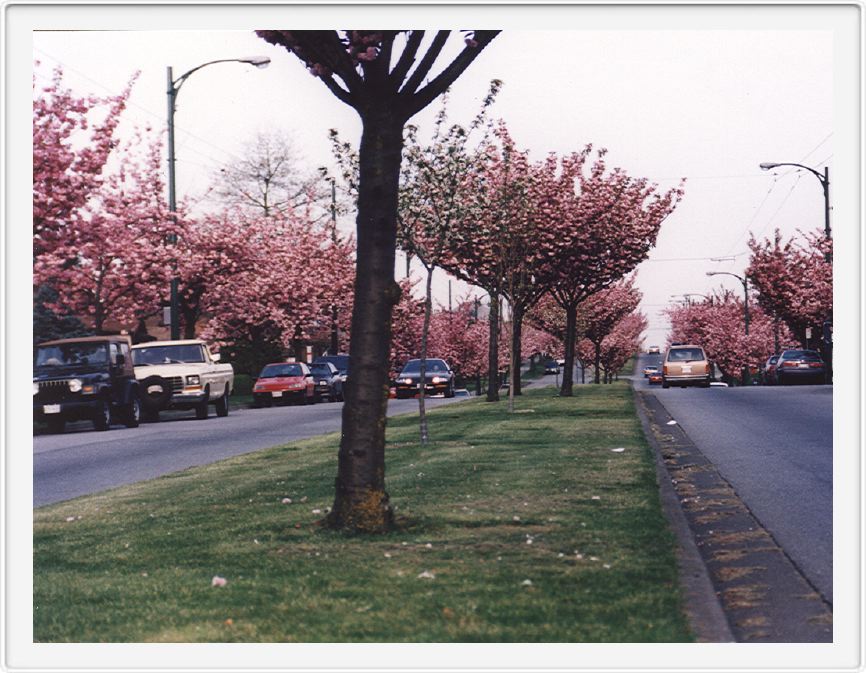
[272,391,283,397]
[681,366,692,373]
[44,404,61,414]
[799,363,809,368]
[147,385,163,394]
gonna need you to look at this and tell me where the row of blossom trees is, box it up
[664,228,831,384]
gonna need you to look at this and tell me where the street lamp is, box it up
[166,56,270,339]
[759,161,831,246]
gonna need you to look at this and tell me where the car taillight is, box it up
[809,362,823,368]
[662,365,668,375]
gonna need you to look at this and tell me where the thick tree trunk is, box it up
[326,115,403,533]
[594,340,602,384]
[486,292,500,402]
[559,303,577,396]
[510,305,524,396]
[417,266,434,443]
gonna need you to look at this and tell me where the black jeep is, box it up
[34,335,141,433]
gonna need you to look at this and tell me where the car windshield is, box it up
[401,359,447,373]
[260,363,304,378]
[314,356,349,374]
[310,364,332,376]
[668,348,705,362]
[35,342,108,367]
[133,344,205,365]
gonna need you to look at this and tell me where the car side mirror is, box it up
[212,353,221,362]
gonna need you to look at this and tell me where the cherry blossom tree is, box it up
[574,279,642,384]
[666,293,792,384]
[256,30,499,531]
[199,211,355,372]
[33,64,135,258]
[597,312,647,383]
[536,148,683,396]
[438,124,550,408]
[33,133,176,333]
[426,296,502,385]
[747,228,832,358]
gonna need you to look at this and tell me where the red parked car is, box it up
[252,362,315,407]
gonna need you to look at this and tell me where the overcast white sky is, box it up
[25,7,849,348]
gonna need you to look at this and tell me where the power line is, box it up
[33,46,252,173]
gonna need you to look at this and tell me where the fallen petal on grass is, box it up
[417,571,435,580]
[521,579,533,586]
[667,420,678,426]
[611,448,626,453]
[211,576,228,587]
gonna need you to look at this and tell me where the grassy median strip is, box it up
[34,383,692,642]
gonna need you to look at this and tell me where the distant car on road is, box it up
[543,360,559,374]
[648,372,663,385]
[648,345,661,354]
[762,354,780,385]
[395,358,456,399]
[252,362,315,407]
[662,344,711,389]
[309,361,342,402]
[454,388,471,398]
[643,365,659,378]
[776,349,826,385]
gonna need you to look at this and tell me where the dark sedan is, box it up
[309,361,342,402]
[776,349,826,385]
[395,358,455,399]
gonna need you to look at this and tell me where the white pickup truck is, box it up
[131,340,234,420]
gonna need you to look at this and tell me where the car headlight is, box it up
[431,376,444,384]
[186,375,200,385]
[400,378,414,384]
[68,379,83,392]
[33,382,39,396]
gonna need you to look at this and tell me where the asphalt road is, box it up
[33,394,469,508]
[634,352,833,604]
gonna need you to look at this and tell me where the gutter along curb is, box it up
[633,387,735,642]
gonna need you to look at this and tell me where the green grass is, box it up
[34,383,692,643]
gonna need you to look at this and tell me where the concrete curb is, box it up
[632,386,736,642]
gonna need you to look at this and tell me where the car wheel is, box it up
[195,387,210,419]
[46,417,65,434]
[93,398,112,431]
[123,395,141,428]
[662,380,669,389]
[215,386,229,417]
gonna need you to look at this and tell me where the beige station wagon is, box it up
[662,344,712,389]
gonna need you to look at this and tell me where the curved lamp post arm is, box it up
[760,161,831,246]
[165,56,270,339]
[706,271,749,335]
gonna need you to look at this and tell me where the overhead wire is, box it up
[33,46,253,176]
